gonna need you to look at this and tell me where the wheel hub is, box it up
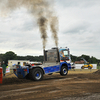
[35,72,41,80]
[63,68,67,74]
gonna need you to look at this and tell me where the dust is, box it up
[93,69,100,74]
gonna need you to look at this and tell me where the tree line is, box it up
[0,51,43,65]
[0,51,100,65]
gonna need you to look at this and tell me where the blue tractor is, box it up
[13,47,71,81]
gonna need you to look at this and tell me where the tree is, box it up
[90,56,97,63]
[81,54,90,62]
[70,55,77,62]
[3,51,17,64]
[0,54,3,66]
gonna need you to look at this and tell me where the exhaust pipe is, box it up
[56,47,60,63]
[43,49,46,63]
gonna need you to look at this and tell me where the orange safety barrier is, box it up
[0,67,3,84]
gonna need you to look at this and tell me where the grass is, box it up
[97,66,100,69]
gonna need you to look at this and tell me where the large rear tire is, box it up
[30,68,43,81]
[88,66,92,69]
[25,74,30,79]
[60,66,68,76]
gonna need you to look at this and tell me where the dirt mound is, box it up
[2,77,32,85]
[93,69,100,74]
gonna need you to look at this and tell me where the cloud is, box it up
[54,0,100,59]
[63,21,90,34]
[56,0,100,8]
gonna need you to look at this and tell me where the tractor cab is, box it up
[59,48,71,63]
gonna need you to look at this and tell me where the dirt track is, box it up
[0,70,100,100]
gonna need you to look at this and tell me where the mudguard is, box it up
[13,67,29,79]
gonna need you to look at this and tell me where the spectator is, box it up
[97,62,99,66]
[0,62,1,67]
[18,62,21,68]
[71,62,75,71]
[6,64,8,68]
[2,61,6,76]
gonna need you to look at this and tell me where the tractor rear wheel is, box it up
[88,66,92,69]
[30,68,43,81]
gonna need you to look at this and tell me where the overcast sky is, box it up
[0,0,100,59]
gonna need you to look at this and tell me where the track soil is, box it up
[0,69,100,100]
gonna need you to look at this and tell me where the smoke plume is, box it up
[0,0,58,49]
[50,16,58,47]
[38,16,48,49]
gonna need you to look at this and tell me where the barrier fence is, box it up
[74,64,97,69]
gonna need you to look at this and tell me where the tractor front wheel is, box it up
[81,66,84,69]
[60,66,68,76]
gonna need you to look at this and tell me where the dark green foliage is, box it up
[16,55,44,63]
[0,51,44,64]
[3,51,17,64]
[0,54,3,64]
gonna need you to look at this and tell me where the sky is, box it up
[0,0,100,59]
